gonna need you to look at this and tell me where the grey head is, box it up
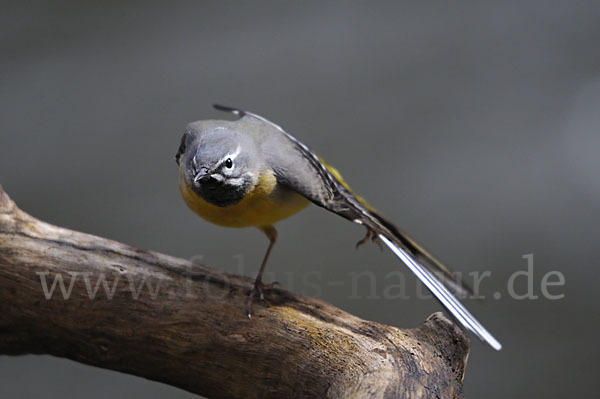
[176,120,260,207]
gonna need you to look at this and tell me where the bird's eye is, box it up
[225,158,233,169]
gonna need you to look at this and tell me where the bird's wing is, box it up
[213,104,501,350]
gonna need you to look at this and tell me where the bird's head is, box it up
[176,121,259,207]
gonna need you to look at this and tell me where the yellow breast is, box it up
[179,170,310,228]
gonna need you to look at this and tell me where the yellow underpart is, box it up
[180,169,310,228]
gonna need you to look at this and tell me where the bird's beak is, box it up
[193,170,209,183]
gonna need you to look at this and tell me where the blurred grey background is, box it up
[1,0,599,398]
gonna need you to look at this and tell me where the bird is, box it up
[175,104,501,350]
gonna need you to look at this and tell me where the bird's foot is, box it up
[246,279,280,318]
[355,228,382,250]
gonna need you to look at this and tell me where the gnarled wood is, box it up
[0,186,469,398]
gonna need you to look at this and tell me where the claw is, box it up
[355,230,371,249]
[246,281,260,317]
[356,228,378,249]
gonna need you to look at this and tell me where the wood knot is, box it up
[91,337,112,359]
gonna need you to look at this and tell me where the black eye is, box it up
[225,158,233,169]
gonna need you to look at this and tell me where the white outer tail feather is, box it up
[379,235,502,351]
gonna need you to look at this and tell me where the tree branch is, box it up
[0,186,469,398]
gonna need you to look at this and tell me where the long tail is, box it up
[371,213,474,298]
[368,217,502,350]
[323,159,502,350]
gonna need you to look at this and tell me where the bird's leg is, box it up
[246,225,278,317]
[355,227,382,250]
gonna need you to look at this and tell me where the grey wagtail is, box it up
[176,104,501,350]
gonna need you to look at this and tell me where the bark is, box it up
[0,186,469,398]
